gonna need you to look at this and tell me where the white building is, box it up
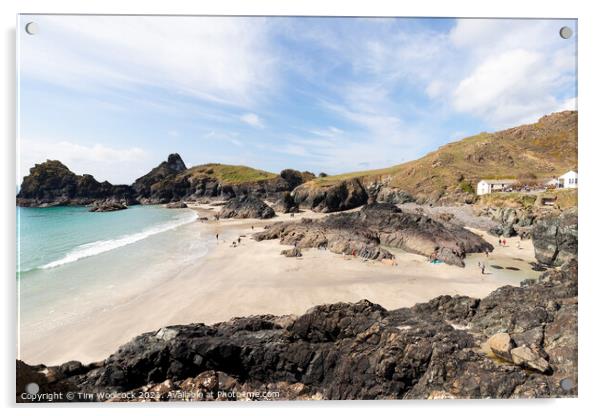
[557,170,578,189]
[477,179,518,195]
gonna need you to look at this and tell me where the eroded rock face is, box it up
[292,179,369,213]
[220,195,276,219]
[17,160,137,207]
[254,203,493,266]
[273,192,299,214]
[132,154,187,200]
[532,208,577,266]
[16,260,577,402]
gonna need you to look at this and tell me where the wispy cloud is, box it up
[240,113,265,128]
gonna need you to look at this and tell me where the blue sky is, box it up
[18,16,577,185]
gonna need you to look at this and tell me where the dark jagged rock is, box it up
[292,179,368,213]
[532,208,577,266]
[280,169,314,190]
[481,207,536,238]
[16,260,577,401]
[220,195,275,219]
[254,203,493,266]
[165,201,188,209]
[17,160,136,207]
[88,201,128,212]
[273,192,299,214]
[132,154,187,202]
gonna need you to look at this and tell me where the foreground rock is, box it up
[16,260,577,402]
[532,207,577,266]
[220,195,275,219]
[88,201,128,212]
[254,203,493,266]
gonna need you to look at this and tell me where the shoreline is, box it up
[19,204,541,365]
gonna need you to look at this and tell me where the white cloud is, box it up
[19,138,150,185]
[240,113,264,128]
[452,47,574,128]
[19,15,278,108]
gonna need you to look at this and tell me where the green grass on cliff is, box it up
[186,163,278,185]
[301,111,577,198]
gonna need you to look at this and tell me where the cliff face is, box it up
[17,160,136,207]
[16,156,314,208]
[16,259,577,402]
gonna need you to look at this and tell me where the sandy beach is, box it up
[19,205,540,365]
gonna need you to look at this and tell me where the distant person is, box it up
[516,240,521,249]
[502,239,506,246]
[251,225,254,230]
[485,249,489,257]
[238,237,241,244]
[498,238,502,246]
[216,233,219,241]
[481,263,486,274]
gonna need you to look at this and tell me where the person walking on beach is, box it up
[481,262,486,275]
[498,238,502,246]
[502,239,506,247]
[238,237,241,244]
[216,233,219,242]
[485,249,489,258]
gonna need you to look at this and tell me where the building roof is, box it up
[479,179,518,185]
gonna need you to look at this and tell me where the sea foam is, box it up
[40,211,198,270]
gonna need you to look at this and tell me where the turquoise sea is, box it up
[17,205,208,335]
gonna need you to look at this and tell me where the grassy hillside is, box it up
[308,111,577,199]
[181,163,278,185]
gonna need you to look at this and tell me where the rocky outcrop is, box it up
[88,201,128,212]
[292,179,368,213]
[254,203,493,266]
[17,160,137,207]
[272,192,299,213]
[132,154,187,201]
[16,261,577,402]
[532,208,577,266]
[219,195,275,219]
[479,207,536,238]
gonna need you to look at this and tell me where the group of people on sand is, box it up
[498,237,521,249]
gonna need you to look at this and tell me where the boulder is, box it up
[220,195,275,219]
[485,332,514,361]
[281,248,302,257]
[510,346,551,373]
[292,178,368,213]
[88,201,127,212]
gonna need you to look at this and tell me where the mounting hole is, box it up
[25,382,39,394]
[559,26,573,39]
[25,22,38,35]
[560,378,574,391]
